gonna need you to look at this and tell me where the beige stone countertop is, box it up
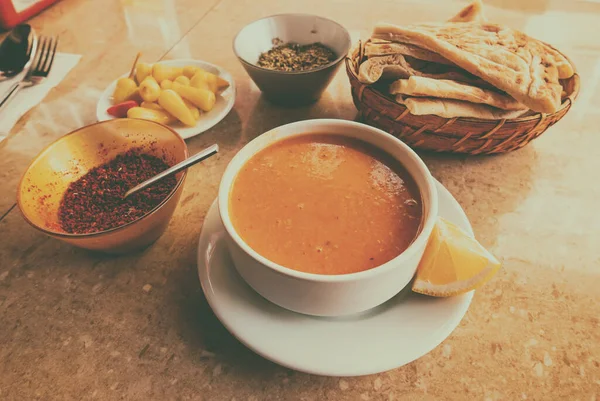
[1,0,599,400]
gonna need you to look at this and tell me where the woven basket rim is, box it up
[346,39,580,124]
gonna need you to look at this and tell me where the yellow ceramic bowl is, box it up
[17,119,188,254]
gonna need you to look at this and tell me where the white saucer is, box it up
[96,59,236,140]
[197,179,474,377]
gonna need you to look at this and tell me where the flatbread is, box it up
[373,22,569,113]
[537,42,575,80]
[452,1,572,78]
[449,0,487,22]
[395,94,528,119]
[362,1,490,69]
[365,41,453,65]
[449,1,572,78]
[358,53,491,87]
[390,76,525,110]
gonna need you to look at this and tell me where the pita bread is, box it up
[363,0,490,66]
[390,76,525,110]
[537,42,575,79]
[358,53,491,87]
[451,1,572,79]
[373,22,568,113]
[449,0,487,23]
[395,94,527,119]
[455,0,571,77]
[365,41,453,65]
[450,0,572,78]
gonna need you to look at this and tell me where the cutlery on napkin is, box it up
[0,52,81,142]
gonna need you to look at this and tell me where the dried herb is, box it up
[257,39,337,72]
[58,149,177,234]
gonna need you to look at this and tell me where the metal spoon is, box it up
[0,25,36,81]
[124,144,219,198]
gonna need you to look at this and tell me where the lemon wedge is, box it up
[412,217,501,297]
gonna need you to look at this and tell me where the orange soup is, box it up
[229,134,422,275]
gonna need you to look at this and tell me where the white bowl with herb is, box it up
[233,14,352,105]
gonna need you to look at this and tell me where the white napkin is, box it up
[0,53,81,138]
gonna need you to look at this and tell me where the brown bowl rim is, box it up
[16,119,189,239]
[232,13,352,76]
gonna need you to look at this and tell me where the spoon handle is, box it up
[0,81,28,113]
[124,143,219,198]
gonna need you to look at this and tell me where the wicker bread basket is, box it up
[346,40,580,155]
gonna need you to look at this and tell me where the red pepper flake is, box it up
[58,149,177,234]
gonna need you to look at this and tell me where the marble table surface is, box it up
[0,0,598,400]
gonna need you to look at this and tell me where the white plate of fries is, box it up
[96,57,236,140]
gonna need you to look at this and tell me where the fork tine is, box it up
[32,36,49,73]
[38,36,54,75]
[43,36,59,76]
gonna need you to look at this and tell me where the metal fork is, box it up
[0,35,59,113]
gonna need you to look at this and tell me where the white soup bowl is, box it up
[218,119,438,316]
